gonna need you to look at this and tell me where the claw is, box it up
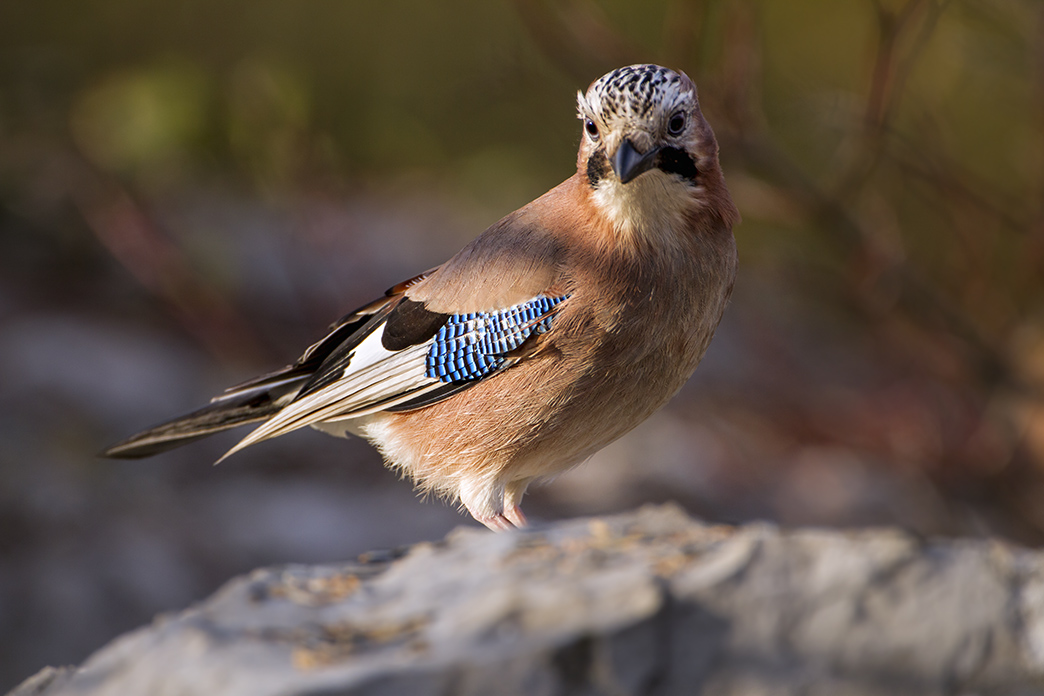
[463,482,529,531]
[477,514,515,532]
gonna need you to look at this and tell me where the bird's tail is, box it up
[102,369,309,459]
[103,277,425,460]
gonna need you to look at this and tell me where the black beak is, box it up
[611,139,662,184]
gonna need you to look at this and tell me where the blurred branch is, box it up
[726,131,1026,392]
[834,0,949,201]
[66,156,275,367]
[881,0,951,125]
[1031,5,1044,266]
[512,0,642,81]
[865,0,938,131]
[891,138,1029,234]
[662,0,709,71]
[717,0,762,133]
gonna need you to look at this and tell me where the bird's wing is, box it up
[221,205,574,459]
[220,291,570,459]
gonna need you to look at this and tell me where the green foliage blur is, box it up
[1,0,587,206]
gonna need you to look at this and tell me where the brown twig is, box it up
[662,0,709,71]
[511,0,640,82]
[832,0,947,202]
[68,157,275,367]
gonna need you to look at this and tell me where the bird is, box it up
[104,64,739,530]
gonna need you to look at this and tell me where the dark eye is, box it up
[584,119,599,140]
[667,113,686,136]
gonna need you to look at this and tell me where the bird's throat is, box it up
[589,171,695,248]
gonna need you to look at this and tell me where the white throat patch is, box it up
[591,169,697,248]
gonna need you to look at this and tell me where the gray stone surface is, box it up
[11,504,1044,696]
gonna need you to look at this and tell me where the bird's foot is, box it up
[473,505,527,531]
[462,485,528,531]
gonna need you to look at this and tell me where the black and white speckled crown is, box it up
[578,64,693,122]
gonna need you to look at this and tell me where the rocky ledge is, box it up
[11,504,1044,696]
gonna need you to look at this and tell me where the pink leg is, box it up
[502,480,530,528]
[503,505,528,528]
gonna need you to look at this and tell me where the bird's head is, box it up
[576,64,734,238]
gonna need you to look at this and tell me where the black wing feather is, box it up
[381,298,450,351]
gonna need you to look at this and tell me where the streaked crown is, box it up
[578,64,693,124]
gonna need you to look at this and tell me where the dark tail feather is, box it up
[103,289,406,459]
[102,372,309,459]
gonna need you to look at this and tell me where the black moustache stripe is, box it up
[656,147,699,183]
[586,148,610,187]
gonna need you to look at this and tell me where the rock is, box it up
[11,504,1044,696]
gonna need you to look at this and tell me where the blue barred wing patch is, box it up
[425,295,569,383]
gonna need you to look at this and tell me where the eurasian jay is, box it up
[105,64,740,530]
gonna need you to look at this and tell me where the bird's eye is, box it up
[584,119,599,140]
[667,113,686,136]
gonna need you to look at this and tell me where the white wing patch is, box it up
[218,329,435,461]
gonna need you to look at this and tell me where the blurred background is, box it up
[2,0,1043,689]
